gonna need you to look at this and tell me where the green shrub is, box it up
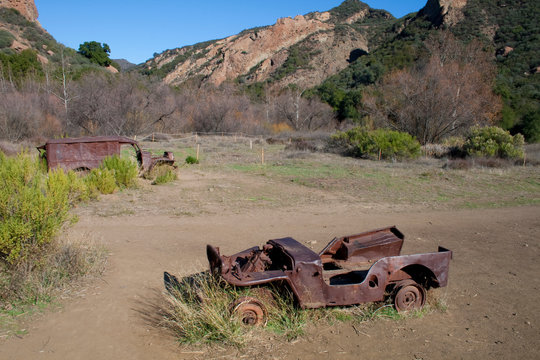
[85,168,117,195]
[100,155,138,189]
[331,127,421,160]
[464,126,525,159]
[0,30,14,49]
[0,152,82,264]
[185,155,199,164]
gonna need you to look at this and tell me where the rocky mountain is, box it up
[140,0,487,91]
[141,0,394,90]
[113,58,136,72]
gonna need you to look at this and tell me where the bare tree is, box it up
[0,87,62,141]
[44,50,74,129]
[363,33,502,144]
[186,85,255,134]
[69,73,176,136]
[274,87,336,131]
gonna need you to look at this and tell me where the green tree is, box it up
[77,41,112,66]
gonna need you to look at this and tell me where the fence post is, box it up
[196,144,200,160]
[261,148,265,165]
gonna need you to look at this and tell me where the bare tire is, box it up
[394,280,426,312]
[231,296,267,326]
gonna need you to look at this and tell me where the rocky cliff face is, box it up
[0,0,39,23]
[421,0,468,26]
[143,5,386,89]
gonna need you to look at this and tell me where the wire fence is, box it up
[134,131,274,164]
[135,131,266,143]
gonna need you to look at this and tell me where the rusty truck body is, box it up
[37,136,174,172]
[207,226,451,324]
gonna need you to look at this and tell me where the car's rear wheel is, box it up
[393,279,426,312]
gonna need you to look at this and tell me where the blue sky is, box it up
[35,0,427,64]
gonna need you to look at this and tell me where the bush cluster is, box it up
[464,126,524,159]
[331,127,421,160]
[0,152,88,264]
[0,153,140,265]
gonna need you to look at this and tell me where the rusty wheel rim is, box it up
[394,284,425,312]
[231,297,267,326]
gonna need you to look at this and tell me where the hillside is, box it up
[140,0,395,91]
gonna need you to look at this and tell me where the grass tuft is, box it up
[162,271,245,347]
[163,271,447,347]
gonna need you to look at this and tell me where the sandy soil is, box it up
[1,160,539,359]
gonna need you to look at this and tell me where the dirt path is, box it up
[1,167,539,359]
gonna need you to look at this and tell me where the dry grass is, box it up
[0,232,107,336]
[76,136,539,219]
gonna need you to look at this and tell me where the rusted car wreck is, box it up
[207,226,451,325]
[37,136,175,172]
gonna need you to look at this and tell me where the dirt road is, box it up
[1,165,539,359]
